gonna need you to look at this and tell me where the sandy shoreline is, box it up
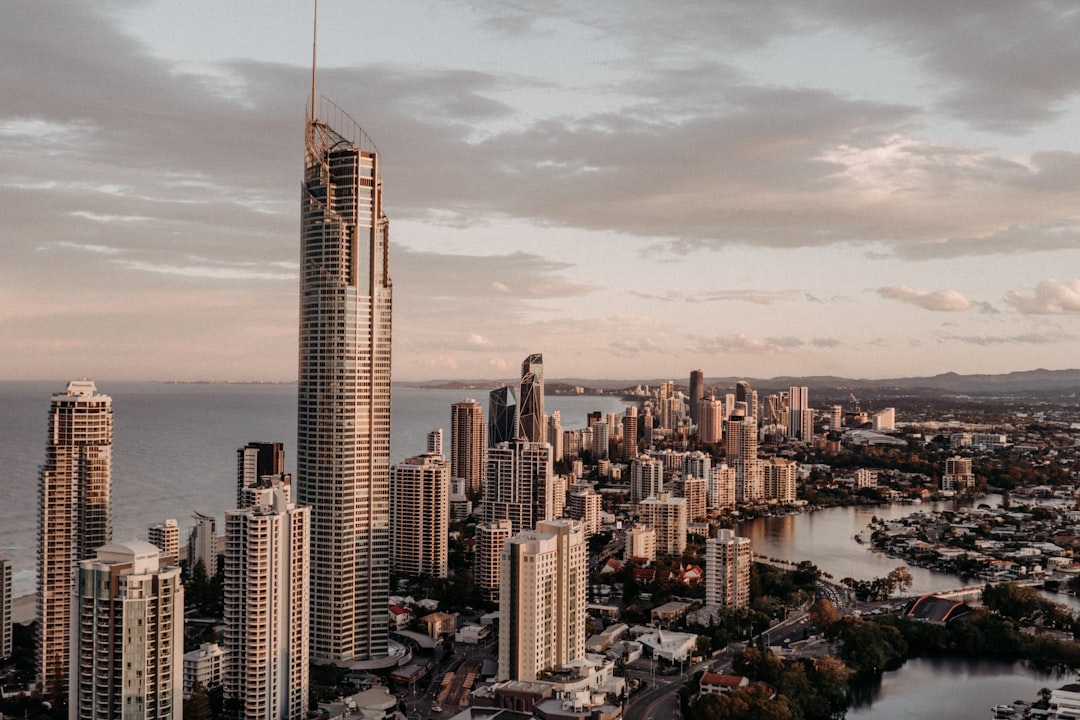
[11,594,35,625]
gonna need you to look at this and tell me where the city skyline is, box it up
[4,2,1080,383]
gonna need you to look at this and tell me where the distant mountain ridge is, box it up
[398,368,1080,398]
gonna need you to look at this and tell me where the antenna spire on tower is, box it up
[311,0,318,122]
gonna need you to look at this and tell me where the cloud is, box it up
[877,285,973,312]
[1006,279,1080,315]
[942,330,1076,346]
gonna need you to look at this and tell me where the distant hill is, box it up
[397,368,1080,399]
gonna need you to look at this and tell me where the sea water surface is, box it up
[0,380,629,596]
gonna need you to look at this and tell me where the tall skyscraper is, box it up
[72,541,183,720]
[621,407,639,460]
[498,519,587,682]
[484,440,553,534]
[689,369,704,425]
[224,482,309,720]
[451,399,485,497]
[787,386,812,442]
[391,450,450,578]
[297,87,392,660]
[699,396,724,444]
[488,386,518,447]
[0,552,10,660]
[237,441,285,508]
[36,379,112,696]
[706,529,752,608]
[519,353,545,443]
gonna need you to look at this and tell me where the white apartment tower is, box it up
[638,493,688,558]
[147,519,180,559]
[476,520,513,603]
[72,541,183,720]
[298,83,393,661]
[706,529,752,609]
[37,379,112,696]
[547,411,564,462]
[451,399,486,497]
[624,524,657,564]
[498,520,587,682]
[708,464,737,511]
[391,451,450,578]
[763,458,798,503]
[566,485,602,537]
[223,484,310,720]
[673,475,707,522]
[630,456,664,503]
[188,512,219,575]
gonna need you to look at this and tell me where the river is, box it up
[738,501,1079,717]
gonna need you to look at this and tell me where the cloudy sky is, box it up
[3,1,1079,382]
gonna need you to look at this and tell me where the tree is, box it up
[885,567,913,596]
[185,682,212,720]
[809,598,840,632]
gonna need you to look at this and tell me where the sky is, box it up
[3,0,1080,383]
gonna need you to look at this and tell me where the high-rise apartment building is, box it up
[763,457,798,503]
[706,529,752,608]
[488,386,519,447]
[630,456,664,503]
[484,440,553,534]
[638,493,688,557]
[673,475,707,522]
[36,379,112,695]
[391,451,450,578]
[709,464,736,511]
[942,456,975,492]
[297,94,392,661]
[148,518,180,559]
[498,520,587,682]
[476,519,513,603]
[621,407,639,460]
[624,524,657,564]
[72,541,183,720]
[548,411,564,462]
[519,353,545,443]
[689,370,704,425]
[451,399,485,496]
[830,405,843,432]
[237,441,285,508]
[699,396,724,444]
[787,386,812,442]
[0,552,10,660]
[592,420,610,460]
[223,482,309,720]
[188,512,219,574]
[566,484,602,537]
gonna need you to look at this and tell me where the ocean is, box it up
[0,381,630,597]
